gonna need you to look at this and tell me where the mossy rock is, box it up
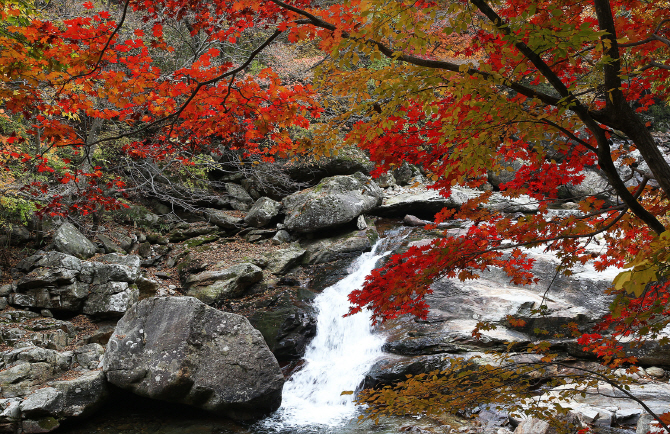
[184,234,219,248]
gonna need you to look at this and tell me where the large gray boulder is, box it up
[53,223,96,259]
[282,172,383,233]
[184,263,263,304]
[103,297,284,420]
[244,197,282,228]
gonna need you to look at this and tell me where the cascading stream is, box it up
[263,231,408,431]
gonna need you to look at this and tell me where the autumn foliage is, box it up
[2,0,670,429]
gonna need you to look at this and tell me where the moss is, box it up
[184,234,219,248]
[37,417,60,430]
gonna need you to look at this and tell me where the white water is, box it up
[265,239,391,430]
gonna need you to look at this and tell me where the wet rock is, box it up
[53,223,96,260]
[282,172,383,233]
[103,296,284,420]
[246,288,317,361]
[184,263,263,304]
[364,354,452,389]
[244,197,282,228]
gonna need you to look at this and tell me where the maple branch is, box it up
[270,0,566,110]
[619,19,670,48]
[57,0,131,89]
[544,362,670,433]
[84,29,283,149]
[638,61,670,72]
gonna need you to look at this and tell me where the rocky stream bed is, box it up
[0,162,668,434]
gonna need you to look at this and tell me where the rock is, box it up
[393,162,419,186]
[373,188,469,219]
[374,172,396,188]
[356,214,367,230]
[646,367,666,379]
[244,197,282,228]
[95,234,124,254]
[488,158,525,189]
[271,230,291,245]
[364,354,451,389]
[381,244,618,356]
[246,288,317,361]
[135,276,160,300]
[637,413,669,434]
[137,242,152,258]
[404,214,430,226]
[284,146,375,185]
[514,414,581,434]
[82,282,139,318]
[282,172,383,233]
[50,370,107,418]
[301,228,375,265]
[265,246,306,275]
[53,223,96,259]
[205,209,244,230]
[0,224,31,246]
[225,183,254,211]
[103,296,284,420]
[559,168,613,202]
[168,225,218,243]
[184,263,263,304]
[616,408,641,425]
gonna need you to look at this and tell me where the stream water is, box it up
[255,237,391,432]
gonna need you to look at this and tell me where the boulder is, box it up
[184,263,263,304]
[0,343,107,433]
[244,197,282,228]
[205,209,244,229]
[284,146,375,185]
[265,246,306,275]
[10,252,141,315]
[225,183,254,211]
[82,282,139,318]
[103,297,284,420]
[95,234,124,254]
[0,224,31,246]
[393,162,420,186]
[246,288,317,361]
[271,230,291,245]
[282,172,383,233]
[53,223,96,259]
[301,228,375,265]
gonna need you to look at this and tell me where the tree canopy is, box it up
[2,0,670,429]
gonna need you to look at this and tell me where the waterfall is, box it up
[262,234,404,431]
